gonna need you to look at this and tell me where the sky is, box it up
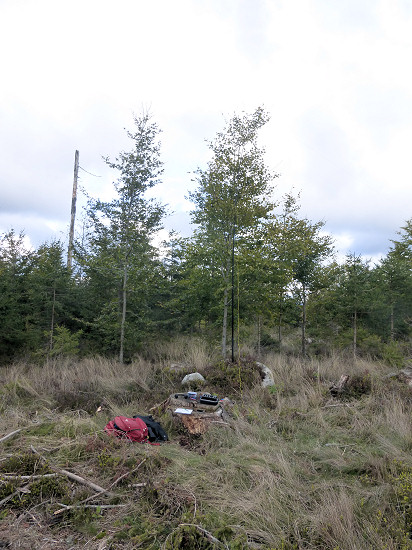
[1,0,411,262]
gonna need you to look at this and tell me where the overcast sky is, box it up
[1,0,411,262]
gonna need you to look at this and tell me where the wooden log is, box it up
[30,445,111,495]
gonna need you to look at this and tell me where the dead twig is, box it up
[0,429,22,444]
[163,523,225,549]
[30,445,111,495]
[179,524,224,546]
[109,458,147,488]
[55,503,127,512]
[53,458,147,516]
[0,484,31,507]
[1,474,59,480]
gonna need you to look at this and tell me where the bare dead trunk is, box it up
[67,150,79,270]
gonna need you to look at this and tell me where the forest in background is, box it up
[0,108,411,366]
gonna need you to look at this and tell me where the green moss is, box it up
[164,524,215,550]
[0,452,52,476]
[26,422,56,436]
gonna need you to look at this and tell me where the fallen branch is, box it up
[178,524,224,547]
[0,484,30,507]
[53,458,147,516]
[0,491,19,507]
[1,473,59,480]
[0,428,22,444]
[31,445,111,495]
[109,458,146,488]
[55,503,127,512]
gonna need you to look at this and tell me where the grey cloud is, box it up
[296,108,409,258]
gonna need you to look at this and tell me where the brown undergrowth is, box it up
[1,348,412,549]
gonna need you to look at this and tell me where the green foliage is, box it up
[0,453,51,476]
[204,355,261,393]
[48,326,83,357]
[187,107,277,356]
[76,111,166,362]
[164,524,215,549]
[345,372,372,399]
[381,340,406,367]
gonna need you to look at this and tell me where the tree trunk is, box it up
[221,256,231,359]
[301,284,306,356]
[353,309,357,360]
[67,150,79,270]
[49,284,56,351]
[278,289,284,351]
[119,264,128,363]
[390,304,394,341]
[222,284,228,358]
[257,314,261,358]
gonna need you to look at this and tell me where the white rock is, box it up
[181,372,206,385]
[256,362,275,387]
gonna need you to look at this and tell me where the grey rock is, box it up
[181,372,206,385]
[256,362,275,387]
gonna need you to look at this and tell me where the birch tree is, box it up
[78,113,166,362]
[188,107,277,358]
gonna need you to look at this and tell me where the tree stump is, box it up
[329,375,350,397]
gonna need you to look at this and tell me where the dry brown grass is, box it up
[1,346,412,549]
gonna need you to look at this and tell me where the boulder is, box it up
[181,372,206,386]
[256,362,275,387]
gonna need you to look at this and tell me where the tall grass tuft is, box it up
[1,343,412,548]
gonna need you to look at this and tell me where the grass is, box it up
[1,345,412,549]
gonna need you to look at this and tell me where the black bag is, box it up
[133,415,168,443]
[199,393,219,406]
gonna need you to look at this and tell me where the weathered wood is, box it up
[0,428,22,443]
[329,375,350,396]
[67,149,79,270]
[0,484,30,507]
[31,445,111,495]
[1,473,58,480]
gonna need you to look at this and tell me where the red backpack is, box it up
[104,416,148,443]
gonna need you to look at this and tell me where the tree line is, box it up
[0,109,411,365]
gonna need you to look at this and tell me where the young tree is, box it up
[336,254,372,359]
[188,107,277,358]
[26,240,74,353]
[0,230,32,361]
[374,219,412,340]
[290,219,334,355]
[77,112,166,362]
